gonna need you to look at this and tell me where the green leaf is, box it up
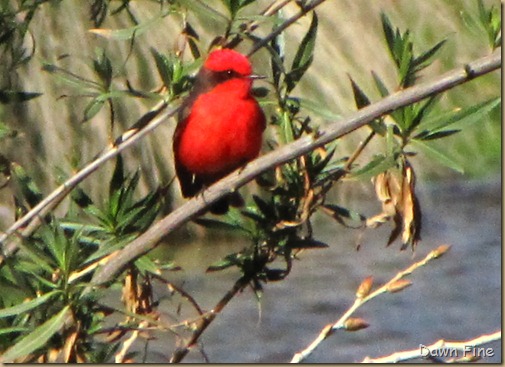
[285,12,318,92]
[178,0,228,23]
[298,97,341,120]
[412,139,464,174]
[135,256,162,276]
[207,253,241,272]
[371,71,390,98]
[252,194,275,219]
[221,0,256,18]
[270,12,286,90]
[152,49,173,89]
[11,163,43,208]
[192,218,242,231]
[0,291,60,318]
[348,75,371,109]
[414,97,500,137]
[83,97,106,122]
[348,154,397,181]
[0,90,42,104]
[109,155,125,199]
[93,48,113,89]
[0,327,30,336]
[407,95,440,133]
[89,12,170,40]
[381,13,396,60]
[70,186,94,209]
[2,305,71,362]
[42,63,99,91]
[415,129,460,141]
[412,39,446,70]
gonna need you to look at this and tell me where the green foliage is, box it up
[0,155,168,361]
[0,0,500,363]
[477,0,501,50]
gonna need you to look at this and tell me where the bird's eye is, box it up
[225,69,234,76]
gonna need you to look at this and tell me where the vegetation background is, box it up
[0,0,500,215]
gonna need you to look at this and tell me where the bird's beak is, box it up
[249,74,266,80]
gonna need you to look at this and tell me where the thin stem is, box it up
[247,0,328,56]
[0,101,178,265]
[290,245,451,363]
[169,275,251,363]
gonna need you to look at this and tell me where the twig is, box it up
[361,330,501,363]
[89,50,501,289]
[150,273,205,316]
[290,245,451,363]
[247,0,328,56]
[0,101,178,265]
[115,320,150,363]
[169,275,251,363]
[0,0,322,266]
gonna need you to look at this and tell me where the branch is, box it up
[0,101,178,265]
[0,0,326,265]
[89,50,501,288]
[361,330,501,363]
[169,275,252,363]
[290,244,451,363]
[248,0,328,56]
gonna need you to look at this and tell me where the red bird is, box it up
[173,49,266,214]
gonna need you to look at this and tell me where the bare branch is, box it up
[89,50,501,288]
[169,275,252,363]
[247,0,328,56]
[0,101,178,265]
[361,330,501,363]
[290,244,451,363]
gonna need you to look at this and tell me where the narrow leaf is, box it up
[298,98,341,120]
[371,71,390,98]
[348,154,397,181]
[0,90,42,104]
[285,12,318,92]
[414,97,500,135]
[348,75,371,109]
[0,291,60,318]
[193,218,242,231]
[2,305,71,362]
[412,140,464,174]
[11,163,43,208]
[83,97,105,122]
[413,39,446,70]
[415,129,460,141]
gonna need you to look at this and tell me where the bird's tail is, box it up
[210,191,244,214]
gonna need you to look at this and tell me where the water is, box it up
[131,178,501,363]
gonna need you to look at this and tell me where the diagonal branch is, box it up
[290,244,451,363]
[169,275,252,363]
[248,0,328,56]
[0,101,178,265]
[88,50,501,288]
[0,0,327,267]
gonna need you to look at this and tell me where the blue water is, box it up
[131,178,501,363]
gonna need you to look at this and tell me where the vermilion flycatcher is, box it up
[173,49,266,214]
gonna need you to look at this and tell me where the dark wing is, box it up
[173,115,203,198]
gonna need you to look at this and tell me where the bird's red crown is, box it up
[204,48,252,76]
